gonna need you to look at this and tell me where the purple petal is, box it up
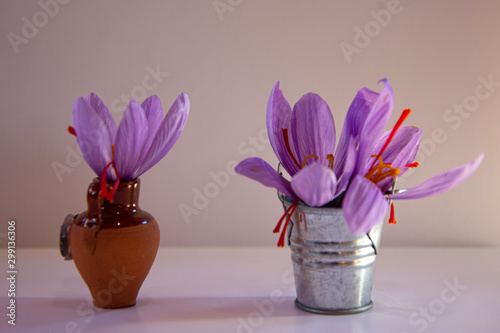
[291,93,335,169]
[353,79,394,176]
[342,175,388,234]
[344,88,381,138]
[141,95,163,132]
[113,100,149,180]
[335,136,357,197]
[235,157,295,199]
[140,95,164,155]
[290,162,337,207]
[266,81,300,175]
[334,87,380,176]
[134,92,190,178]
[72,97,113,178]
[391,153,484,200]
[85,93,117,141]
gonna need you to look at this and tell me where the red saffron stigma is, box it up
[274,199,300,247]
[389,201,397,224]
[273,200,295,233]
[405,161,419,168]
[387,161,419,168]
[100,161,120,202]
[68,126,76,136]
[367,109,412,226]
[370,109,412,170]
[281,128,301,169]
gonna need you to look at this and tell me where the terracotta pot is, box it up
[61,178,160,309]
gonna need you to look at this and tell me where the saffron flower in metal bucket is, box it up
[69,92,190,200]
[235,79,483,245]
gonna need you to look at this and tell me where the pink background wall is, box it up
[1,0,499,248]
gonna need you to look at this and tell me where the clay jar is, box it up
[68,178,160,308]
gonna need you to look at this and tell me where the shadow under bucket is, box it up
[281,194,383,315]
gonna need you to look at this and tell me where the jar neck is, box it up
[90,178,141,207]
[86,178,141,222]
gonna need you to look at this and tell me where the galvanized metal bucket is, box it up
[280,193,383,315]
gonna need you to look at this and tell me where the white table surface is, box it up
[1,247,499,333]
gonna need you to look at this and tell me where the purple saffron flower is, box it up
[235,80,393,208]
[236,81,338,208]
[70,92,189,199]
[235,79,484,245]
[341,107,484,235]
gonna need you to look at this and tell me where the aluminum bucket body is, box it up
[283,197,383,315]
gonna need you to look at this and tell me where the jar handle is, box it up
[60,214,75,260]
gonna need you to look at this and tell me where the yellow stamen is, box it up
[327,154,334,169]
[365,155,401,184]
[301,154,319,168]
[371,168,401,184]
